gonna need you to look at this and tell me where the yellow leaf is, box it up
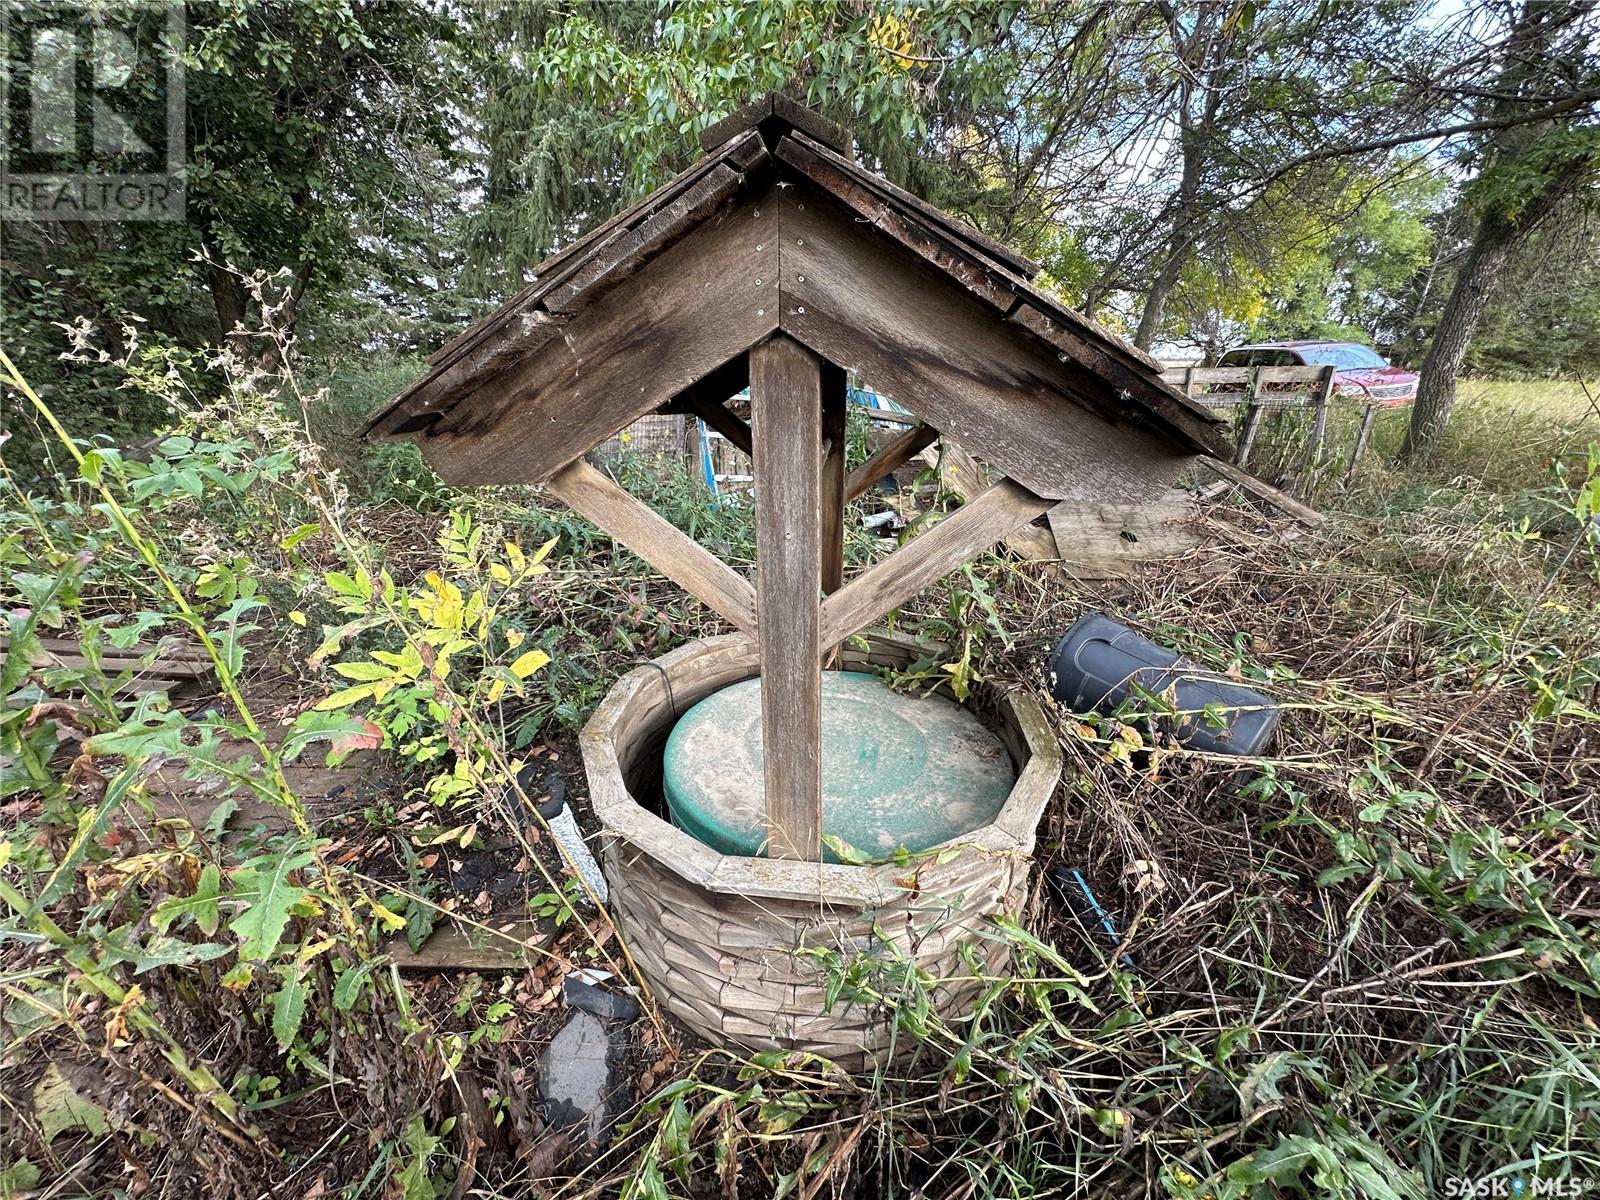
[486,677,506,703]
[510,649,550,679]
[506,628,525,649]
[288,610,307,627]
[365,899,405,931]
[489,562,512,585]
[527,536,558,569]
[505,541,525,573]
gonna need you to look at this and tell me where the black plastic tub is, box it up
[1047,613,1280,756]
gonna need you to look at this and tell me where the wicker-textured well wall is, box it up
[580,631,1062,1067]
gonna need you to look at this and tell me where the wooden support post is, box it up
[1298,365,1336,496]
[750,335,823,861]
[1234,368,1266,466]
[845,422,940,502]
[545,458,759,632]
[820,363,848,595]
[1345,401,1379,484]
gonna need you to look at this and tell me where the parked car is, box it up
[1217,340,1418,407]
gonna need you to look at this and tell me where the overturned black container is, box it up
[1047,613,1280,756]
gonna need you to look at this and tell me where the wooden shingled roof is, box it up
[361,93,1230,482]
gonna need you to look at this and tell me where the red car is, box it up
[1218,340,1418,407]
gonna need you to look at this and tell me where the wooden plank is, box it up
[1257,364,1331,387]
[1162,366,1250,387]
[388,919,554,971]
[544,164,745,315]
[819,479,1053,645]
[13,651,211,679]
[820,363,848,596]
[1047,496,1202,578]
[12,635,211,664]
[1201,457,1327,527]
[420,192,781,484]
[844,422,938,502]
[545,458,758,632]
[1297,365,1337,494]
[750,335,824,861]
[777,189,1194,503]
[1235,368,1266,467]
[675,392,753,456]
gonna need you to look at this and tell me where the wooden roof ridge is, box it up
[361,93,1228,459]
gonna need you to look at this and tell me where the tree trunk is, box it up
[1134,239,1190,350]
[1400,216,1516,461]
[206,259,250,359]
[1402,0,1598,460]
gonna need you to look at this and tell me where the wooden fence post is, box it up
[1234,368,1266,467]
[750,334,823,861]
[1345,401,1379,484]
[1297,365,1335,496]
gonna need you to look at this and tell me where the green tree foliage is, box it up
[3,1,456,473]
[458,0,1025,292]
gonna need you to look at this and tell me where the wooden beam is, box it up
[1200,457,1327,527]
[845,422,939,502]
[676,392,753,456]
[819,478,1053,646]
[1234,367,1266,466]
[820,363,848,595]
[664,353,753,455]
[750,335,824,861]
[933,438,1062,564]
[545,458,758,632]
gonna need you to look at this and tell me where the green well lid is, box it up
[662,671,1015,861]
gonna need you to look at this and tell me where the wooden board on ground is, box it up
[388,918,555,971]
[4,635,213,699]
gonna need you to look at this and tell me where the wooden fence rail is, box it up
[1161,363,1390,492]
